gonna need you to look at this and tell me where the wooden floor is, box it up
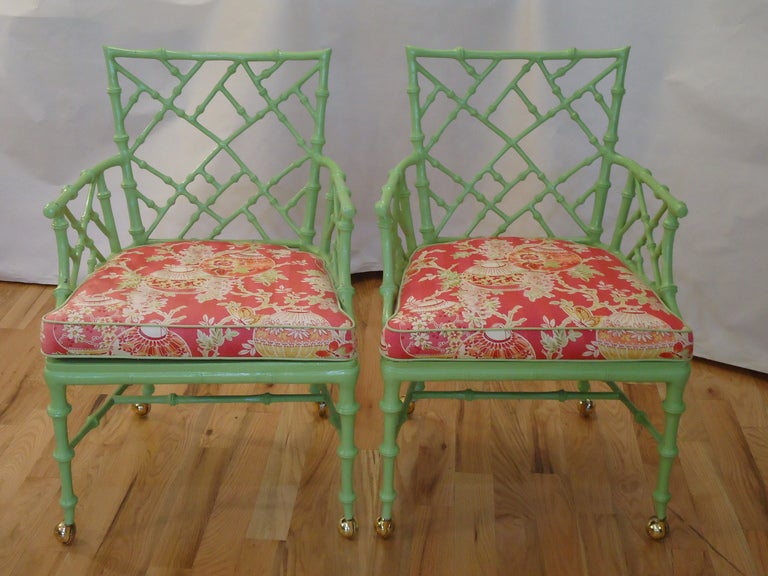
[1,276,767,575]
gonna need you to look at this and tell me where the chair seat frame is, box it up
[46,358,359,540]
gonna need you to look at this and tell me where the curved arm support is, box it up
[611,154,688,218]
[376,154,420,322]
[314,154,356,314]
[609,154,688,314]
[43,155,125,306]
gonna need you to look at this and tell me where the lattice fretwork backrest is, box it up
[104,47,332,247]
[406,46,630,244]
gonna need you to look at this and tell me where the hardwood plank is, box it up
[495,515,544,574]
[577,513,632,576]
[678,441,761,576]
[453,472,496,574]
[234,540,287,576]
[190,409,280,573]
[0,409,52,511]
[534,474,583,575]
[699,398,768,532]
[455,396,492,474]
[247,402,315,540]
[0,283,52,329]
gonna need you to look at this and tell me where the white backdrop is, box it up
[1,0,766,373]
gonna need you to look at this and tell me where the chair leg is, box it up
[647,375,687,540]
[335,377,359,538]
[376,375,402,538]
[46,382,78,545]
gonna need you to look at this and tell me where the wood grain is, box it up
[0,276,766,575]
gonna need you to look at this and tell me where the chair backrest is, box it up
[404,46,630,245]
[104,47,333,247]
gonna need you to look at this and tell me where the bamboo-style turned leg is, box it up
[47,382,78,545]
[376,376,403,538]
[336,377,359,538]
[647,376,686,541]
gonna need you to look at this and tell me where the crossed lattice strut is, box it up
[615,171,672,288]
[114,56,323,240]
[415,55,622,238]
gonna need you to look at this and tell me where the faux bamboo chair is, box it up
[41,47,359,544]
[375,47,692,540]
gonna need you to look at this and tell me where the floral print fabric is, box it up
[41,241,356,360]
[381,237,693,361]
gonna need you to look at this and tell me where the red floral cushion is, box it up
[41,241,356,360]
[381,237,693,361]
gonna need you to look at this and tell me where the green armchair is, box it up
[375,46,692,540]
[41,47,359,544]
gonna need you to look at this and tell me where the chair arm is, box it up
[313,154,356,221]
[608,154,688,315]
[611,154,688,218]
[314,154,356,314]
[376,154,421,322]
[43,156,125,306]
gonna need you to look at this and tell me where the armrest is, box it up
[611,154,688,218]
[43,156,125,306]
[608,154,688,315]
[376,154,420,322]
[314,154,355,221]
[314,154,356,314]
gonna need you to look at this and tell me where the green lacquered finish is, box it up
[376,47,690,538]
[42,48,358,542]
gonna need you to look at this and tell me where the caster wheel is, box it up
[338,517,358,539]
[375,516,395,539]
[317,402,329,419]
[55,521,76,545]
[132,403,151,417]
[400,395,415,416]
[578,399,595,418]
[646,516,669,540]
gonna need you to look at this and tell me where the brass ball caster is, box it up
[337,517,358,539]
[55,521,76,545]
[375,516,395,539]
[400,395,415,416]
[132,403,151,417]
[646,516,669,540]
[317,402,329,419]
[577,399,595,418]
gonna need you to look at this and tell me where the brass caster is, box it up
[400,395,415,416]
[375,516,395,539]
[132,403,151,417]
[317,402,329,419]
[646,516,669,541]
[578,399,595,418]
[337,517,358,539]
[55,521,76,545]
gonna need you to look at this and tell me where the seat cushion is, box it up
[381,237,693,361]
[41,241,356,360]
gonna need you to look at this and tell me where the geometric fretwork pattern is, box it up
[408,47,629,241]
[106,47,331,244]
